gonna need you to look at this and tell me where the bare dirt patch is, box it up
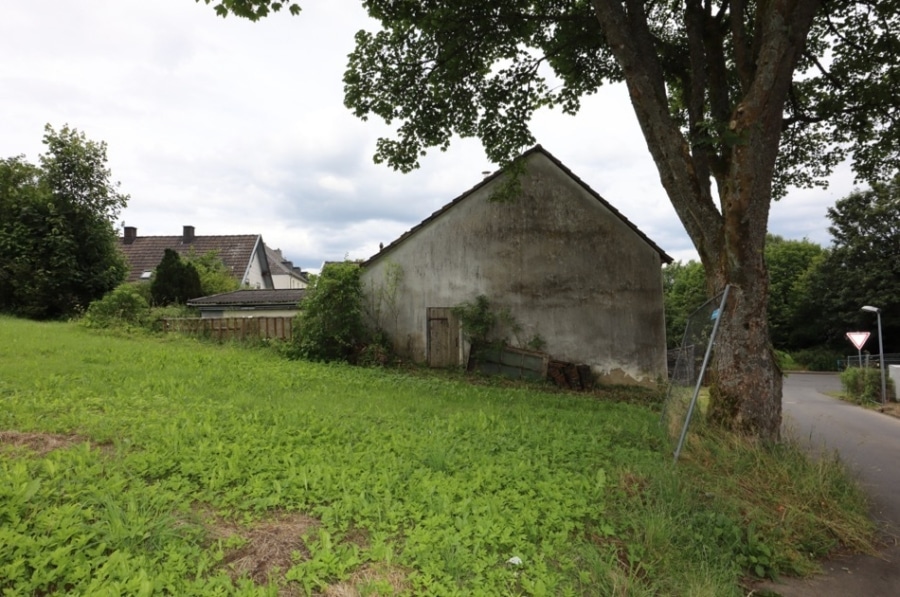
[203,509,318,593]
[0,430,84,455]
[322,563,411,597]
[197,508,409,596]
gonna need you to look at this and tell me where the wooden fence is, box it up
[163,317,293,342]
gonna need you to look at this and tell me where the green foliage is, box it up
[0,317,876,594]
[774,350,798,372]
[663,238,829,352]
[790,348,843,372]
[526,334,546,352]
[150,249,203,306]
[145,303,198,333]
[202,0,900,439]
[840,367,897,405]
[81,284,150,329]
[0,125,128,319]
[356,330,394,367]
[452,295,497,346]
[184,249,239,297]
[292,262,365,362]
[765,235,827,350]
[205,0,899,190]
[669,427,874,582]
[799,179,900,352]
[662,260,708,349]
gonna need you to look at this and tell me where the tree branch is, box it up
[729,0,754,92]
[592,0,724,264]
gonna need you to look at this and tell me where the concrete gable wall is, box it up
[362,152,667,384]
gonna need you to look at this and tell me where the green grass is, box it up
[0,317,874,595]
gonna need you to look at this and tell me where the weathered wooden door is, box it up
[427,307,458,367]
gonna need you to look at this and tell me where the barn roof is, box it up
[363,145,673,267]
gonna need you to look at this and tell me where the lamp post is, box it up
[861,305,887,407]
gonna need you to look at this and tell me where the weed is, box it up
[0,316,876,595]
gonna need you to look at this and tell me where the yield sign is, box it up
[846,331,871,350]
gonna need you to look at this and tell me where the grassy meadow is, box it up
[0,317,874,596]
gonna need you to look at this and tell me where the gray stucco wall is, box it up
[362,151,668,385]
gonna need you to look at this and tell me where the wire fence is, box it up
[840,353,900,369]
[662,286,731,463]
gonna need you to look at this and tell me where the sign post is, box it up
[846,331,871,367]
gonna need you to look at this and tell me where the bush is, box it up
[146,304,198,333]
[774,349,799,371]
[150,249,202,306]
[355,328,397,367]
[81,284,150,328]
[791,347,843,371]
[840,366,897,404]
[291,262,365,362]
[184,249,239,296]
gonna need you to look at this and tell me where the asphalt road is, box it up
[754,372,900,596]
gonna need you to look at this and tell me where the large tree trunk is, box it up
[705,193,782,439]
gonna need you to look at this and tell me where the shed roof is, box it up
[363,145,673,267]
[187,288,306,308]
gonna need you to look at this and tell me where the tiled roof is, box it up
[363,145,673,267]
[187,289,305,307]
[118,234,261,283]
[264,245,309,283]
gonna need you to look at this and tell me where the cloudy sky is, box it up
[1,0,857,271]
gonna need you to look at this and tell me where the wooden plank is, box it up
[161,316,295,342]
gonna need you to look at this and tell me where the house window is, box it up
[140,270,153,280]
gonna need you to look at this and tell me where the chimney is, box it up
[123,226,137,244]
[183,225,195,244]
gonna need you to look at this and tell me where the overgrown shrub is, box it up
[840,366,896,404]
[791,347,842,371]
[357,330,394,367]
[774,349,799,371]
[150,249,203,306]
[451,294,496,345]
[146,304,198,333]
[184,248,239,296]
[81,284,150,328]
[291,262,365,362]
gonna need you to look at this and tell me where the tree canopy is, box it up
[663,235,828,351]
[184,249,240,297]
[197,0,900,439]
[764,235,827,350]
[0,125,128,319]
[802,178,900,353]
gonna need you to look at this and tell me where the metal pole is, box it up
[877,311,887,407]
[674,285,731,463]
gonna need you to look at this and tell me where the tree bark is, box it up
[592,0,821,440]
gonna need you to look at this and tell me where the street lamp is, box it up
[861,305,887,407]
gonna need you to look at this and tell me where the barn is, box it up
[361,146,673,386]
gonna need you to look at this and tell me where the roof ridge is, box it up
[362,144,672,266]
